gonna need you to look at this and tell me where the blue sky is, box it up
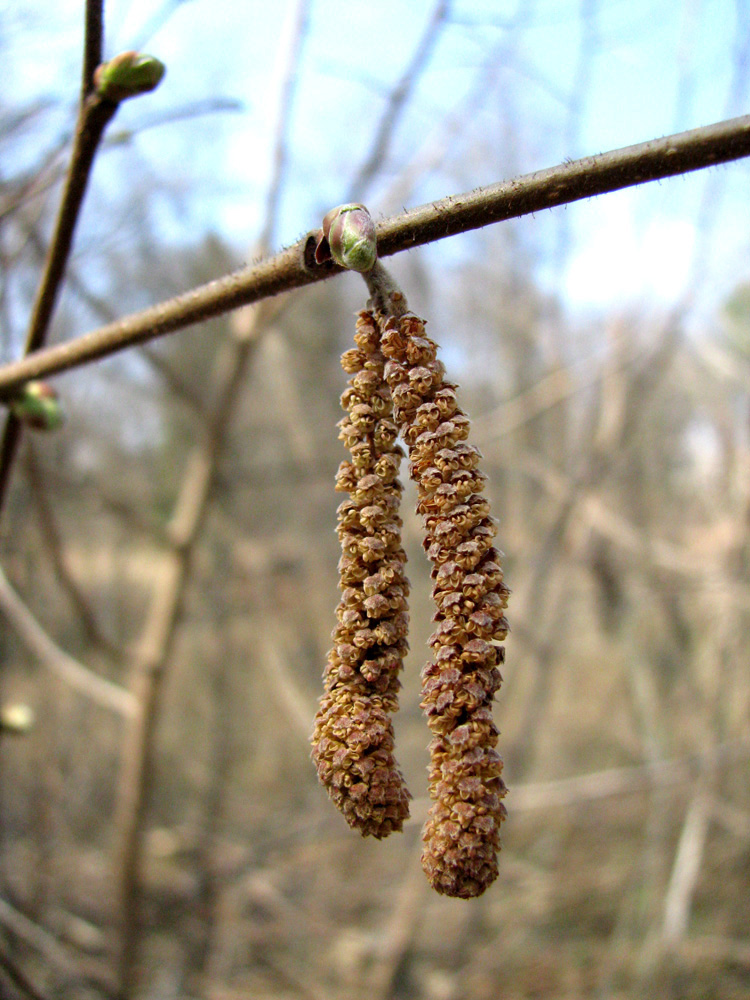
[3,0,749,325]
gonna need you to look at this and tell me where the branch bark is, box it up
[0,113,749,397]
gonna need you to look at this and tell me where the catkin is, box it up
[311,310,411,838]
[379,312,510,897]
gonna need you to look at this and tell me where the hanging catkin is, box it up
[379,311,510,898]
[311,309,411,838]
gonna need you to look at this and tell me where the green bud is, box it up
[11,381,63,431]
[94,51,165,102]
[320,204,377,272]
[0,702,34,735]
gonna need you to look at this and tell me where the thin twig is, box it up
[346,0,450,201]
[366,836,428,1000]
[404,740,750,819]
[112,6,311,994]
[0,563,137,718]
[0,1,119,512]
[1,113,750,396]
[25,446,121,656]
[0,950,54,1000]
[258,0,310,250]
[138,345,205,415]
[662,785,712,945]
[0,896,73,975]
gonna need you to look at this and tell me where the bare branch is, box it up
[0,947,55,1000]
[112,6,311,993]
[0,896,73,975]
[0,564,137,718]
[405,741,750,818]
[0,29,120,510]
[662,787,712,946]
[25,446,122,656]
[346,0,450,202]
[258,0,310,249]
[1,113,749,396]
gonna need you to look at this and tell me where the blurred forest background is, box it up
[1,1,750,998]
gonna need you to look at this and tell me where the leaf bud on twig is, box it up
[315,204,378,272]
[94,51,165,102]
[10,381,63,431]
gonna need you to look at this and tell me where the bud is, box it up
[94,51,165,102]
[0,702,34,735]
[318,204,377,272]
[11,381,63,431]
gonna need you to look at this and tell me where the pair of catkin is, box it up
[311,305,509,899]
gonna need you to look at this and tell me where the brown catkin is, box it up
[311,310,411,838]
[379,311,510,898]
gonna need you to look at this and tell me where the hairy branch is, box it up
[0,113,749,396]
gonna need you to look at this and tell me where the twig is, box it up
[258,0,310,250]
[0,951,53,1000]
[367,836,428,1000]
[1,113,750,396]
[346,0,450,201]
[0,896,73,974]
[83,0,105,95]
[662,786,712,946]
[0,2,119,512]
[0,563,137,718]
[138,345,205,415]
[496,449,712,578]
[25,446,121,656]
[472,339,634,440]
[111,6,310,994]
[0,897,108,999]
[255,628,316,740]
[404,740,749,819]
[111,311,269,995]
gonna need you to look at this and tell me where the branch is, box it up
[83,1,105,95]
[0,0,119,511]
[0,94,117,507]
[1,113,750,395]
[662,786,712,945]
[404,740,750,819]
[0,896,72,975]
[111,6,310,994]
[258,0,310,249]
[346,0,450,202]
[0,563,137,718]
[25,446,122,656]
